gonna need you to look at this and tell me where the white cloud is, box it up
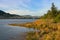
[17,0,31,8]
[5,8,48,16]
[0,0,31,9]
[0,4,8,8]
[1,0,59,16]
[5,9,35,15]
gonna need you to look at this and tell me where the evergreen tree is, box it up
[51,3,58,18]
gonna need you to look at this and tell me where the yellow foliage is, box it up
[9,19,60,40]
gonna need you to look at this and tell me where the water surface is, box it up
[0,19,36,40]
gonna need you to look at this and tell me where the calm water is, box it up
[0,19,36,40]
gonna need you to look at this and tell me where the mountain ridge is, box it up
[0,10,40,19]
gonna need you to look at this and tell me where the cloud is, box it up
[0,0,31,9]
[0,4,9,8]
[5,9,35,15]
[0,0,60,16]
[5,8,48,16]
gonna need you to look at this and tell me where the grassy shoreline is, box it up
[9,3,60,40]
[9,19,60,40]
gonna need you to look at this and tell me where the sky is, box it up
[0,0,60,16]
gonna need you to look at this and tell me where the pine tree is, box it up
[51,3,58,18]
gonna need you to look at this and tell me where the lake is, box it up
[0,19,36,40]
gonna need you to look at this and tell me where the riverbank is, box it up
[9,19,60,40]
[9,3,60,40]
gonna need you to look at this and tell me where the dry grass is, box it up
[9,19,60,40]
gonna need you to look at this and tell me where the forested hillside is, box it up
[0,10,40,19]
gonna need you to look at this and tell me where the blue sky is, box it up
[0,0,60,16]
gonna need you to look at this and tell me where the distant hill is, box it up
[0,10,40,19]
